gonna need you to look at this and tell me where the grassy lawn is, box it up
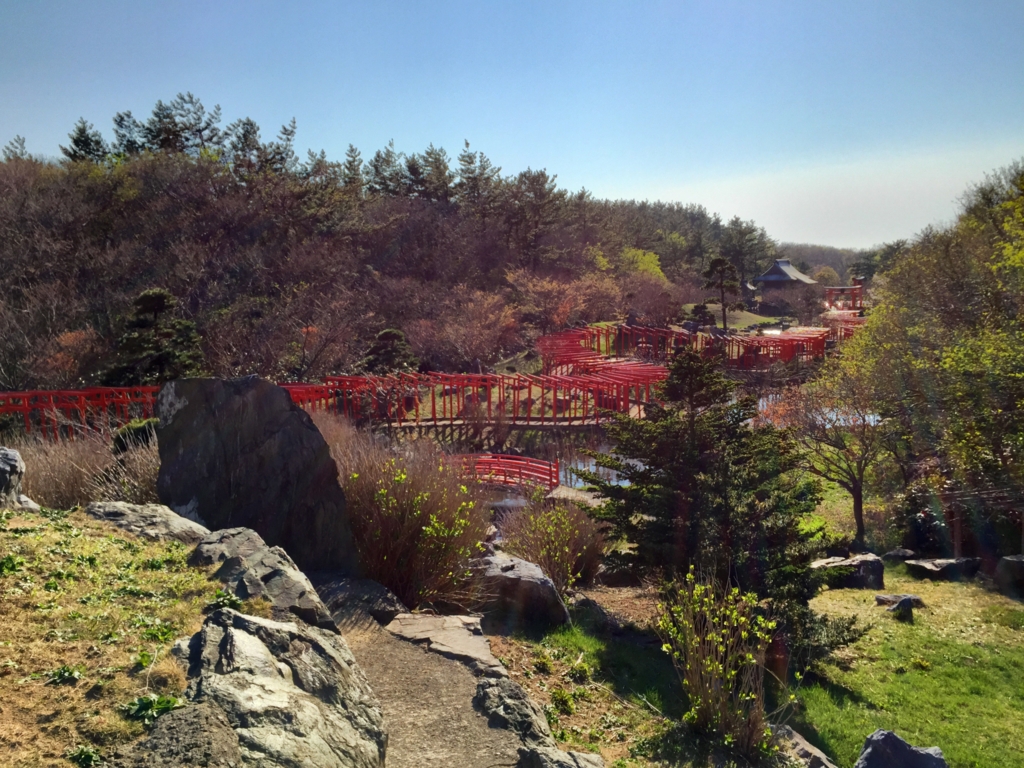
[491,570,1024,768]
[797,566,1024,768]
[680,304,785,330]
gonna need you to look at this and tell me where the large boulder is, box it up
[191,527,336,631]
[905,558,981,581]
[310,574,408,628]
[155,377,358,573]
[995,555,1024,597]
[107,701,242,767]
[0,447,25,507]
[185,608,386,768]
[470,552,570,628]
[883,548,916,562]
[85,501,210,544]
[853,729,947,768]
[811,554,885,590]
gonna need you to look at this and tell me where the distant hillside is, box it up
[777,242,868,281]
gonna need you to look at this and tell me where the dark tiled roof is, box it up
[752,259,817,285]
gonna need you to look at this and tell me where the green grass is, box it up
[796,566,1024,767]
[680,304,784,330]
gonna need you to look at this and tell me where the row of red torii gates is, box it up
[0,321,857,439]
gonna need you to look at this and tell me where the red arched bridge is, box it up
[0,322,843,438]
[457,454,560,490]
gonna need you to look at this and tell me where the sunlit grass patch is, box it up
[0,506,219,767]
[797,567,1024,767]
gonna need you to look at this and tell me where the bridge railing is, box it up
[456,454,559,490]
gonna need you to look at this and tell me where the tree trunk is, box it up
[720,285,728,331]
[852,485,866,544]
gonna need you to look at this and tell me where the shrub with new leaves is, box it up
[658,568,775,759]
[314,413,488,609]
[500,493,605,595]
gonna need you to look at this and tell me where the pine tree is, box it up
[578,350,824,623]
[102,289,204,385]
[60,119,109,162]
[702,256,741,330]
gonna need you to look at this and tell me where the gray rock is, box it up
[853,729,947,768]
[192,527,336,632]
[0,448,26,508]
[474,677,556,748]
[772,725,838,768]
[883,548,916,562]
[470,552,570,628]
[186,608,386,768]
[106,702,242,767]
[875,594,925,608]
[385,613,507,678]
[518,746,605,767]
[85,501,211,544]
[310,574,408,627]
[156,377,358,573]
[994,555,1024,598]
[905,558,981,581]
[887,596,915,622]
[811,553,885,589]
[190,527,268,566]
[16,494,40,512]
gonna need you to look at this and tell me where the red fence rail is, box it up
[0,321,853,438]
[456,454,559,490]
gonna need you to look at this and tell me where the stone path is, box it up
[345,623,521,768]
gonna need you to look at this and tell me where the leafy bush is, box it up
[65,745,103,767]
[314,413,488,609]
[500,493,606,595]
[112,417,158,455]
[119,693,183,725]
[47,664,83,686]
[657,569,774,759]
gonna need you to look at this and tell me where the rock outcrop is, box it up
[0,447,39,511]
[853,729,947,768]
[191,527,336,631]
[905,558,981,581]
[811,553,885,589]
[995,554,1024,597]
[185,608,386,768]
[470,552,570,628]
[155,377,358,573]
[474,677,604,767]
[85,501,210,544]
[107,701,242,767]
[0,447,25,508]
[386,613,507,678]
[311,574,408,628]
[874,594,925,608]
[882,548,916,562]
[772,725,838,768]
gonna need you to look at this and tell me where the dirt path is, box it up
[345,624,522,768]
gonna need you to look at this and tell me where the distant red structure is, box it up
[824,277,865,311]
[0,320,856,438]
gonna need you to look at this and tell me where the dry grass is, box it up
[11,431,160,510]
[312,412,489,609]
[0,506,220,767]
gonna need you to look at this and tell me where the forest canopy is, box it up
[0,93,884,390]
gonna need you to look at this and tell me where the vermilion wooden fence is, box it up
[0,322,847,438]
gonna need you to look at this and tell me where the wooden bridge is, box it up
[0,322,844,439]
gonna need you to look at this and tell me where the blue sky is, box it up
[2,0,1022,248]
